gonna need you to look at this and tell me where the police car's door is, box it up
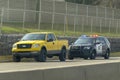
[96,38,103,55]
[100,37,107,54]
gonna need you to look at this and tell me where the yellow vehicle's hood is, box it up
[15,40,45,44]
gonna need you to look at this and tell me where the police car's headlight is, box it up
[84,47,91,49]
[32,44,40,48]
[13,44,17,48]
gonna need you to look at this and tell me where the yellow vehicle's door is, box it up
[50,34,58,51]
[46,34,57,54]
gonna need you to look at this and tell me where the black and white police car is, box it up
[68,35,111,60]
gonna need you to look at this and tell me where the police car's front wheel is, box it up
[68,54,74,60]
[90,50,96,59]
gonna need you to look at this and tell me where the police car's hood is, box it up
[73,43,92,46]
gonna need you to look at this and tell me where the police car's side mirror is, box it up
[71,43,73,45]
[70,41,74,45]
[69,42,73,45]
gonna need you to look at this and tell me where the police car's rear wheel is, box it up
[104,50,110,59]
[90,50,96,59]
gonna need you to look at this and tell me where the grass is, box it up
[0,22,119,37]
[110,52,120,57]
[1,26,120,38]
[0,55,12,62]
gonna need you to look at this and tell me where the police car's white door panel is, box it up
[96,43,102,54]
[102,43,107,54]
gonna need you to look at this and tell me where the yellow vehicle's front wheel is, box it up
[34,49,47,62]
[13,55,21,62]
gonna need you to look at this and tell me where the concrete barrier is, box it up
[0,62,120,80]
[0,70,44,80]
[85,63,120,80]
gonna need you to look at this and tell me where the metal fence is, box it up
[0,0,120,36]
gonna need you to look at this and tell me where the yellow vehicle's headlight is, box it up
[13,44,17,48]
[32,44,40,48]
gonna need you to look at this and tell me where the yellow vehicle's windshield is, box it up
[21,34,46,41]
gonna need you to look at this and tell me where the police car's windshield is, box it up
[21,34,45,41]
[74,38,93,44]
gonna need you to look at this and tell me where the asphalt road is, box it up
[0,57,120,73]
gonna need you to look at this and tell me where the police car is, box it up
[68,35,111,60]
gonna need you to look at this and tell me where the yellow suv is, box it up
[12,32,68,62]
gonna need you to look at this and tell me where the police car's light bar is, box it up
[80,34,99,38]
[90,34,98,37]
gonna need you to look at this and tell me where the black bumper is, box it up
[69,49,91,58]
[13,52,39,58]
